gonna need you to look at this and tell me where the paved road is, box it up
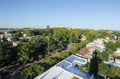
[2,60,43,79]
[2,43,76,79]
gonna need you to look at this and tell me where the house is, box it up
[87,47,96,54]
[23,34,27,37]
[80,48,89,54]
[103,60,120,68]
[76,47,94,62]
[115,48,120,54]
[0,33,12,41]
[12,42,17,47]
[7,41,17,47]
[104,51,120,68]
[115,59,120,65]
[80,34,86,42]
[104,37,110,42]
[35,55,93,79]
[76,38,107,62]
[0,35,3,39]
[113,48,120,56]
[86,38,106,52]
[19,36,32,40]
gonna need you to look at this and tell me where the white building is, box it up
[103,60,120,68]
[35,55,93,79]
[115,48,120,54]
[0,33,12,41]
[86,38,106,52]
[104,37,110,42]
[23,34,27,37]
[104,50,120,68]
[0,35,3,39]
[114,48,120,57]
[80,34,86,42]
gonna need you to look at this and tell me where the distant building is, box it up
[19,36,32,40]
[80,34,86,42]
[0,32,12,41]
[104,49,120,68]
[12,42,17,47]
[35,55,93,79]
[103,60,120,68]
[113,48,120,57]
[104,37,110,42]
[23,34,27,37]
[0,35,3,39]
[86,39,106,52]
[65,26,73,30]
[76,38,107,62]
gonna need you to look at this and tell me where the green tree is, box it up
[0,42,18,67]
[23,28,34,36]
[0,42,3,67]
[29,36,48,59]
[21,64,45,79]
[17,43,34,64]
[43,57,58,68]
[105,41,117,51]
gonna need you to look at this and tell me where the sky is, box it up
[0,0,120,30]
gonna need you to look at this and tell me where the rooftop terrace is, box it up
[35,55,91,79]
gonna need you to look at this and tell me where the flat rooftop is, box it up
[35,55,91,79]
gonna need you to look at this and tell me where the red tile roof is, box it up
[80,48,88,54]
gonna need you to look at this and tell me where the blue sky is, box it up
[0,0,120,30]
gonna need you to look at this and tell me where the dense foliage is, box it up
[0,28,120,79]
[21,64,45,79]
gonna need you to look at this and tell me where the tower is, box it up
[89,50,99,77]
